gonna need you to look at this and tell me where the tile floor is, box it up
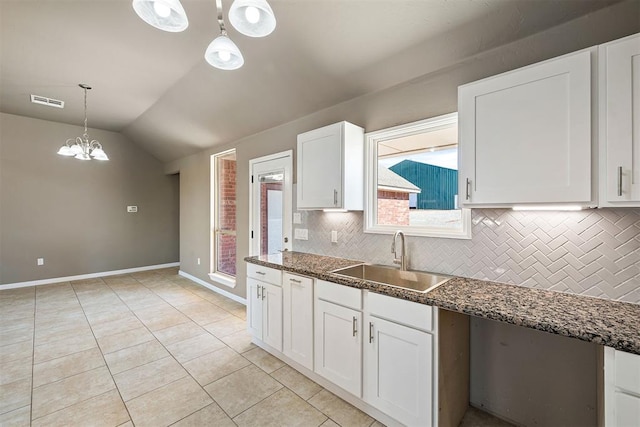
[0,268,383,427]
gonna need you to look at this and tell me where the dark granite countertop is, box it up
[245,251,640,355]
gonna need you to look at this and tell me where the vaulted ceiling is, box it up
[0,0,622,162]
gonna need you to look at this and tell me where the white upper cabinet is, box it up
[458,49,594,207]
[599,33,640,206]
[297,121,364,210]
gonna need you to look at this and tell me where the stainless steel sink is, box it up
[331,263,450,293]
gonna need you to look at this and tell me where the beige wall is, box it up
[0,113,179,285]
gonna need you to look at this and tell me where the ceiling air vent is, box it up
[30,94,64,109]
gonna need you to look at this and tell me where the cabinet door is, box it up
[262,283,282,352]
[614,392,640,427]
[247,278,263,340]
[459,49,592,205]
[314,299,362,397]
[364,316,433,427]
[297,123,343,209]
[600,34,640,205]
[283,274,314,370]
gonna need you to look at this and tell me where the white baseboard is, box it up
[179,270,246,305]
[0,262,180,290]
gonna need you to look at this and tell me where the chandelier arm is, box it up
[216,0,226,33]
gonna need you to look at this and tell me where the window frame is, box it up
[364,112,472,239]
[209,148,237,288]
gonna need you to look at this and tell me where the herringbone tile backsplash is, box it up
[293,208,640,304]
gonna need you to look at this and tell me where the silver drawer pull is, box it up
[255,271,266,276]
[352,316,357,337]
[618,166,623,197]
[256,285,261,299]
[261,286,266,300]
[369,322,374,343]
[289,278,302,284]
[465,178,471,200]
[334,189,338,206]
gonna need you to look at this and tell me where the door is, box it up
[459,49,592,205]
[262,283,283,352]
[365,316,433,427]
[600,33,640,205]
[283,273,314,370]
[247,278,263,339]
[314,299,362,397]
[250,151,293,256]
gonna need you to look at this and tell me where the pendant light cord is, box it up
[216,0,226,34]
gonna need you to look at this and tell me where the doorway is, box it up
[249,151,293,256]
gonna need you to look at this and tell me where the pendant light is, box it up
[228,0,276,37]
[204,0,244,70]
[132,0,189,32]
[57,84,109,161]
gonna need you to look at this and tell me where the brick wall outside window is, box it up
[377,189,410,226]
[217,158,236,276]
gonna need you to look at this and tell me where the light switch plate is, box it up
[294,228,308,240]
[331,230,338,243]
[127,206,138,213]
[37,258,44,266]
[293,212,302,224]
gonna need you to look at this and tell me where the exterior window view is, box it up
[212,150,237,278]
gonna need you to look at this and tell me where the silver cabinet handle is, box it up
[352,316,357,337]
[255,271,266,276]
[289,278,302,284]
[334,189,338,206]
[256,285,261,299]
[261,286,266,300]
[465,178,471,200]
[618,166,623,197]
[369,322,374,343]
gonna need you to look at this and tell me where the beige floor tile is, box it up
[117,422,134,427]
[33,347,105,387]
[172,402,235,427]
[31,389,129,427]
[104,340,169,374]
[0,378,31,415]
[309,390,374,427]
[0,356,32,385]
[126,376,212,427]
[152,321,207,346]
[103,275,138,286]
[370,421,386,427]
[234,388,328,427]
[83,306,133,326]
[34,323,93,347]
[0,340,33,364]
[33,333,98,364]
[133,305,190,331]
[32,366,115,419]
[319,419,340,427]
[175,300,232,325]
[97,326,155,354]
[243,347,286,374]
[166,333,226,363]
[204,364,282,418]
[154,288,203,307]
[271,365,323,400]
[203,315,247,338]
[35,310,86,330]
[0,405,30,427]
[183,346,250,386]
[220,329,256,353]
[113,356,187,401]
[90,315,145,339]
[119,293,167,311]
[0,324,33,347]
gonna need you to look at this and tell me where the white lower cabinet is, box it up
[247,275,282,352]
[314,297,362,397]
[604,347,640,426]
[282,272,314,370]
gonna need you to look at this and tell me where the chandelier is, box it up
[132,0,276,70]
[57,84,109,161]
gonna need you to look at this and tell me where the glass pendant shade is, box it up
[228,0,276,37]
[57,145,74,156]
[132,0,189,32]
[205,34,244,70]
[90,147,109,161]
[74,152,92,161]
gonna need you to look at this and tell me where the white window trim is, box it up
[364,112,472,239]
[210,148,237,288]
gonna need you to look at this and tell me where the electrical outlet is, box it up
[197,258,201,265]
[293,212,302,224]
[294,228,308,240]
[127,206,138,213]
[37,258,44,266]
[331,230,338,243]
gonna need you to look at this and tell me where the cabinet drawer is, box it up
[368,292,433,332]
[283,272,313,288]
[247,263,282,285]
[316,280,361,311]
[615,350,640,395]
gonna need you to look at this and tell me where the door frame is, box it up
[248,150,293,256]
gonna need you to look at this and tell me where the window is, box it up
[210,149,237,287]
[365,113,471,239]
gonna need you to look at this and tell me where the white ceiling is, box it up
[0,0,621,162]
